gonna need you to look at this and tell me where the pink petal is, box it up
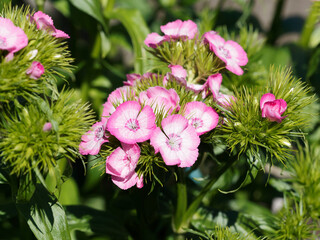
[203,32,225,50]
[177,148,199,168]
[179,20,198,39]
[106,147,128,176]
[144,32,165,48]
[0,17,28,58]
[162,114,189,136]
[26,61,45,79]
[101,102,116,124]
[225,61,244,76]
[111,172,140,190]
[52,29,70,39]
[224,40,248,66]
[33,11,54,26]
[260,93,276,111]
[150,127,168,154]
[262,101,286,123]
[168,64,187,79]
[207,74,222,100]
[121,142,141,166]
[42,122,52,131]
[160,20,183,38]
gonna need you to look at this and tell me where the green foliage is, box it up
[288,143,320,219]
[0,5,72,103]
[0,90,95,176]
[210,66,315,165]
[16,183,71,240]
[268,199,318,240]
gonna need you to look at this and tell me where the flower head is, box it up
[106,142,143,190]
[160,20,198,40]
[0,17,28,61]
[203,31,248,75]
[107,86,135,105]
[107,101,156,144]
[139,86,180,114]
[26,61,45,79]
[144,19,198,48]
[31,11,70,39]
[79,122,109,155]
[184,102,219,135]
[260,93,287,123]
[150,114,200,168]
[42,122,52,132]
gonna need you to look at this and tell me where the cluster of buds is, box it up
[79,20,287,190]
[0,11,68,77]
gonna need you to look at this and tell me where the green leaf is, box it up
[65,205,130,238]
[107,8,150,74]
[0,0,10,11]
[16,184,71,240]
[69,0,107,30]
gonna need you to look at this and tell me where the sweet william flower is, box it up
[106,143,143,190]
[139,86,180,114]
[79,122,109,155]
[26,61,45,79]
[184,102,219,135]
[0,17,28,61]
[260,93,287,123]
[144,19,198,48]
[207,74,235,107]
[42,122,52,132]
[204,31,248,75]
[161,20,198,40]
[31,11,70,39]
[107,101,156,144]
[150,114,200,168]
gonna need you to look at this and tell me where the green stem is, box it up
[176,156,237,232]
[173,168,187,233]
[299,2,320,48]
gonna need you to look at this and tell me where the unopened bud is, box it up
[26,49,38,60]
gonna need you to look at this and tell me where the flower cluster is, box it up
[79,19,289,190]
[0,11,67,77]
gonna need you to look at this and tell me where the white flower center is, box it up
[125,119,140,132]
[95,126,104,139]
[191,118,203,129]
[166,134,182,151]
[218,46,230,59]
[0,37,7,48]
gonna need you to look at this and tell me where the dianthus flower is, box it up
[144,19,198,48]
[150,115,200,168]
[26,61,45,79]
[207,73,235,107]
[107,101,156,144]
[31,11,70,39]
[184,102,219,135]
[79,122,108,155]
[203,31,248,75]
[106,142,143,190]
[0,17,28,61]
[260,93,287,123]
[139,86,180,114]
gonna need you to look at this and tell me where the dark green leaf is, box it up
[16,184,71,240]
[65,205,130,239]
[69,0,107,30]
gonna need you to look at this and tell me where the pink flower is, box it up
[260,93,287,123]
[150,115,200,168]
[161,20,198,40]
[79,122,109,155]
[144,19,198,48]
[31,11,69,39]
[0,17,28,61]
[184,102,219,135]
[107,86,135,105]
[144,33,167,48]
[203,31,248,75]
[26,61,45,79]
[124,72,158,86]
[139,86,180,114]
[42,122,52,131]
[165,64,188,86]
[207,73,235,107]
[101,102,116,125]
[107,101,156,144]
[106,142,143,190]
